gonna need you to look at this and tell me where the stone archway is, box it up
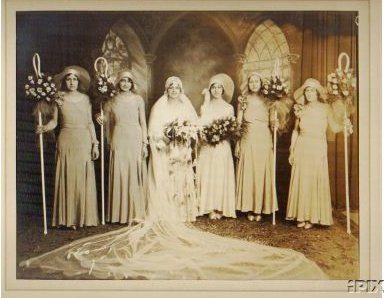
[152,13,238,111]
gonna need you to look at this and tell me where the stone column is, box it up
[144,53,157,108]
[232,53,247,92]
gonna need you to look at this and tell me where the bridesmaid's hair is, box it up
[303,88,324,104]
[209,83,225,95]
[62,73,81,91]
[118,77,135,92]
[247,75,262,95]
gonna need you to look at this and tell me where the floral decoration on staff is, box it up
[25,74,57,103]
[260,75,289,101]
[90,57,117,107]
[200,116,247,146]
[326,52,356,121]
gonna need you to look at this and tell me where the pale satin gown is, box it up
[286,102,334,225]
[197,98,236,218]
[105,93,147,224]
[236,95,278,214]
[53,93,99,227]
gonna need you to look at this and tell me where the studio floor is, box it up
[16,211,359,280]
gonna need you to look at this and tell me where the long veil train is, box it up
[20,81,327,280]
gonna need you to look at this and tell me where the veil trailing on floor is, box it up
[19,77,327,280]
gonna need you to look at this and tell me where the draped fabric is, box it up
[19,92,328,280]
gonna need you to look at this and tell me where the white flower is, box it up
[263,90,268,94]
[46,97,51,102]
[28,75,33,81]
[332,84,338,90]
[47,76,52,81]
[37,79,43,84]
[43,82,49,87]
[46,87,51,92]
[25,90,30,95]
[25,84,30,89]
[30,80,35,84]
[276,85,282,91]
[332,90,338,95]
[37,95,41,99]
[263,85,269,90]
[272,84,276,89]
[37,87,43,93]
[342,90,349,96]
[41,92,46,96]
[30,88,35,93]
[346,73,352,79]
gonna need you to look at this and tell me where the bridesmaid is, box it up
[197,73,236,220]
[97,70,148,224]
[36,66,99,229]
[286,78,352,229]
[235,72,278,222]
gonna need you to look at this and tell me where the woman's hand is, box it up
[142,144,148,159]
[95,113,105,126]
[288,148,295,165]
[234,142,240,159]
[36,125,47,134]
[92,144,100,160]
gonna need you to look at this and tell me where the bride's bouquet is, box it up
[164,119,198,147]
[164,119,199,164]
[200,116,246,146]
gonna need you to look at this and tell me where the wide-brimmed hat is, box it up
[208,73,234,103]
[293,78,328,104]
[114,70,137,90]
[54,65,91,93]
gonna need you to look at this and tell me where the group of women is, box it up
[23,63,352,279]
[37,65,351,232]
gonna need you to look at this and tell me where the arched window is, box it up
[101,30,130,75]
[243,20,290,82]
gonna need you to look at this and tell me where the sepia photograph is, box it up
[3,0,381,297]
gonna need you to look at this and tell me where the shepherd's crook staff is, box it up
[94,57,108,225]
[338,52,352,234]
[271,58,282,226]
[33,53,48,235]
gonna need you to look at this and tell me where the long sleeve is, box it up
[138,96,148,144]
[87,99,98,145]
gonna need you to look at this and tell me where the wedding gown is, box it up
[19,95,327,280]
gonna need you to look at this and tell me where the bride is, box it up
[20,76,327,280]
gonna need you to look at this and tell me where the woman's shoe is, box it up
[216,212,223,219]
[247,213,255,221]
[255,215,262,222]
[297,221,305,228]
[209,212,216,220]
[304,222,313,229]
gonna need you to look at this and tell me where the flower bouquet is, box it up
[164,119,199,164]
[90,73,117,106]
[260,76,289,101]
[200,116,246,146]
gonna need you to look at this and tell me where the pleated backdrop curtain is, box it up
[286,12,358,210]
